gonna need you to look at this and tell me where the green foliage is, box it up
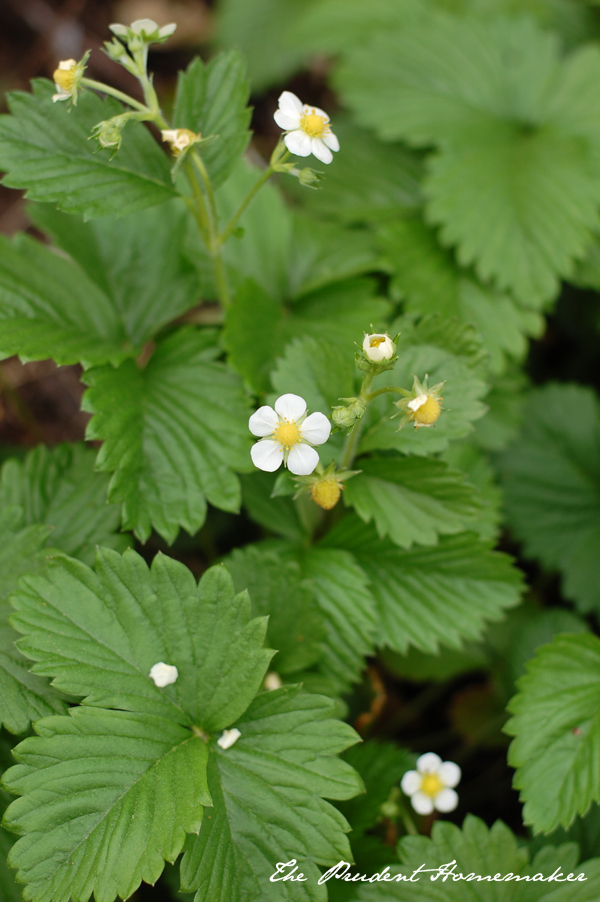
[499,384,600,613]
[173,52,251,189]
[3,550,361,902]
[334,13,600,304]
[324,516,523,654]
[0,443,128,565]
[0,81,175,218]
[344,455,481,548]
[355,815,597,900]
[0,734,22,902]
[83,328,251,543]
[507,633,600,834]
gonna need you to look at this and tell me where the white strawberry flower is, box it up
[274,91,340,165]
[400,752,461,816]
[363,332,395,362]
[149,662,178,687]
[249,393,331,477]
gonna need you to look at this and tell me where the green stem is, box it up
[397,798,419,836]
[189,151,232,309]
[219,161,282,245]
[366,385,409,401]
[81,78,149,112]
[340,373,374,470]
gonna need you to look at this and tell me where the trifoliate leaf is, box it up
[30,200,199,348]
[359,317,488,456]
[180,686,362,902]
[506,633,600,834]
[294,0,423,55]
[0,443,129,565]
[534,803,600,863]
[0,507,65,736]
[2,552,282,902]
[442,441,503,542]
[289,119,423,224]
[173,52,251,189]
[224,277,388,392]
[83,327,252,543]
[335,14,600,304]
[344,455,481,549]
[381,218,544,374]
[498,384,600,613]
[0,81,175,218]
[224,545,325,674]
[355,815,595,901]
[0,233,128,366]
[323,516,522,653]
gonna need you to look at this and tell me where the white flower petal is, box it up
[274,393,306,422]
[410,791,435,816]
[438,761,461,789]
[302,104,329,121]
[274,110,300,131]
[149,662,178,687]
[416,752,442,774]
[158,23,177,37]
[131,18,159,34]
[287,443,319,476]
[278,91,303,118]
[323,131,340,152]
[249,405,278,436]
[264,672,283,691]
[434,787,459,813]
[400,770,422,796]
[251,440,283,472]
[299,412,331,445]
[217,728,241,750]
[408,393,428,412]
[311,138,333,164]
[284,130,312,157]
[109,23,129,36]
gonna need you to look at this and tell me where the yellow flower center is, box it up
[300,110,328,138]
[311,479,341,510]
[413,396,442,427]
[273,421,301,448]
[53,64,76,92]
[420,773,444,798]
[370,337,386,348]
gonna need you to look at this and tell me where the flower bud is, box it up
[331,397,366,430]
[298,167,325,189]
[161,128,201,155]
[363,332,395,362]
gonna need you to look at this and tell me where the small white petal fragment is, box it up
[217,728,241,750]
[284,130,312,157]
[287,443,319,476]
[400,770,421,796]
[434,788,459,812]
[411,791,435,815]
[251,440,283,472]
[416,751,442,773]
[249,406,279,437]
[300,412,332,445]
[264,672,283,691]
[310,139,333,165]
[438,761,462,788]
[408,393,429,413]
[149,662,178,687]
[278,91,303,118]
[275,393,307,422]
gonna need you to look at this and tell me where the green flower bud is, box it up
[331,397,367,430]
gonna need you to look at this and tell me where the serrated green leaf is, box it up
[381,217,544,374]
[0,81,175,218]
[0,734,23,902]
[506,633,600,834]
[173,52,251,189]
[323,516,522,654]
[0,507,65,736]
[2,552,286,902]
[359,317,488,457]
[180,686,362,902]
[442,441,502,541]
[474,367,527,452]
[224,545,325,674]
[30,200,199,349]
[83,327,252,543]
[345,455,481,549]
[355,814,594,900]
[499,384,600,613]
[334,14,600,303]
[224,277,388,393]
[0,443,129,565]
[240,471,309,542]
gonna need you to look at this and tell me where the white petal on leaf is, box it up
[249,406,279,436]
[323,132,340,152]
[300,412,331,446]
[274,110,300,131]
[217,728,241,750]
[311,138,333,165]
[278,91,303,118]
[274,393,306,422]
[251,440,283,472]
[285,130,312,157]
[288,443,319,476]
[434,787,459,812]
[438,761,461,789]
[416,751,442,774]
[411,791,435,815]
[400,770,422,796]
[149,662,178,687]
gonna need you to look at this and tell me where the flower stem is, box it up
[340,373,374,469]
[366,385,410,401]
[219,148,290,246]
[189,151,231,309]
[81,78,149,112]
[397,798,419,836]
